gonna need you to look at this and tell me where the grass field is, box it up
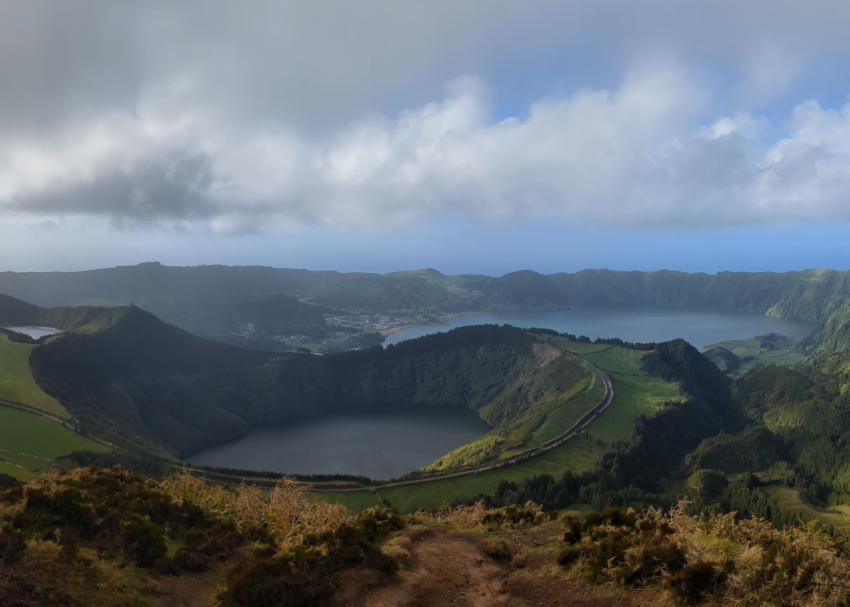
[0,407,108,480]
[525,370,606,448]
[762,485,850,535]
[0,335,68,418]
[316,437,603,513]
[383,438,601,512]
[578,347,682,443]
[706,338,805,375]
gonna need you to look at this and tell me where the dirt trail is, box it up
[342,527,654,607]
[156,574,211,607]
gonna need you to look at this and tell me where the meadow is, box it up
[578,346,682,443]
[0,407,108,479]
[706,337,805,375]
[0,334,67,418]
[373,436,603,512]
[762,485,850,535]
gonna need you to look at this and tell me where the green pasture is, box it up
[0,407,108,479]
[706,338,805,375]
[334,437,603,513]
[0,335,68,418]
[526,371,606,448]
[578,347,681,443]
[762,485,850,535]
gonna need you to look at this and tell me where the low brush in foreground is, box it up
[2,468,850,606]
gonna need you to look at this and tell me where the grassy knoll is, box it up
[578,346,682,443]
[0,334,67,418]
[706,336,805,375]
[371,437,602,513]
[525,370,606,448]
[423,352,592,471]
[762,485,850,535]
[0,407,108,479]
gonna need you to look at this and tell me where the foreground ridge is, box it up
[2,467,848,607]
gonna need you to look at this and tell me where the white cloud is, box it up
[4,1,850,236]
[5,58,850,233]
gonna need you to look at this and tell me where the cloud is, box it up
[4,1,850,234]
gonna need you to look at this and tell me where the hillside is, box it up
[0,294,130,335]
[3,467,849,607]
[4,263,850,322]
[798,302,850,358]
[23,300,590,460]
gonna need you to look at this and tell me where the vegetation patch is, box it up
[0,335,67,418]
[0,408,107,480]
[558,503,850,606]
[706,333,805,375]
[578,346,681,443]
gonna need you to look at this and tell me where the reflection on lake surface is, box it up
[384,309,818,351]
[2,326,61,339]
[186,407,491,479]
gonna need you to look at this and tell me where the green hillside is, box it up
[0,407,108,479]
[0,334,67,418]
[800,302,850,359]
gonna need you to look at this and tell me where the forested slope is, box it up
[25,302,587,459]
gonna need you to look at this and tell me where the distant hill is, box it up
[3,263,850,322]
[0,293,130,334]
[144,294,334,341]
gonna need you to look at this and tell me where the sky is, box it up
[2,0,850,275]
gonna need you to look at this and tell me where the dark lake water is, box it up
[186,407,491,479]
[384,309,818,352]
[2,326,61,339]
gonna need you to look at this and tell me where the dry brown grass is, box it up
[159,473,354,552]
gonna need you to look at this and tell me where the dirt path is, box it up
[342,526,657,607]
[156,574,211,607]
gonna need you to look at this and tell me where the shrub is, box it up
[222,508,404,607]
[666,560,721,603]
[120,513,167,567]
[485,539,513,562]
[0,524,26,564]
[481,505,543,528]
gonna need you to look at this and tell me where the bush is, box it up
[120,514,167,567]
[481,505,543,528]
[0,524,26,564]
[666,560,722,603]
[222,508,404,607]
